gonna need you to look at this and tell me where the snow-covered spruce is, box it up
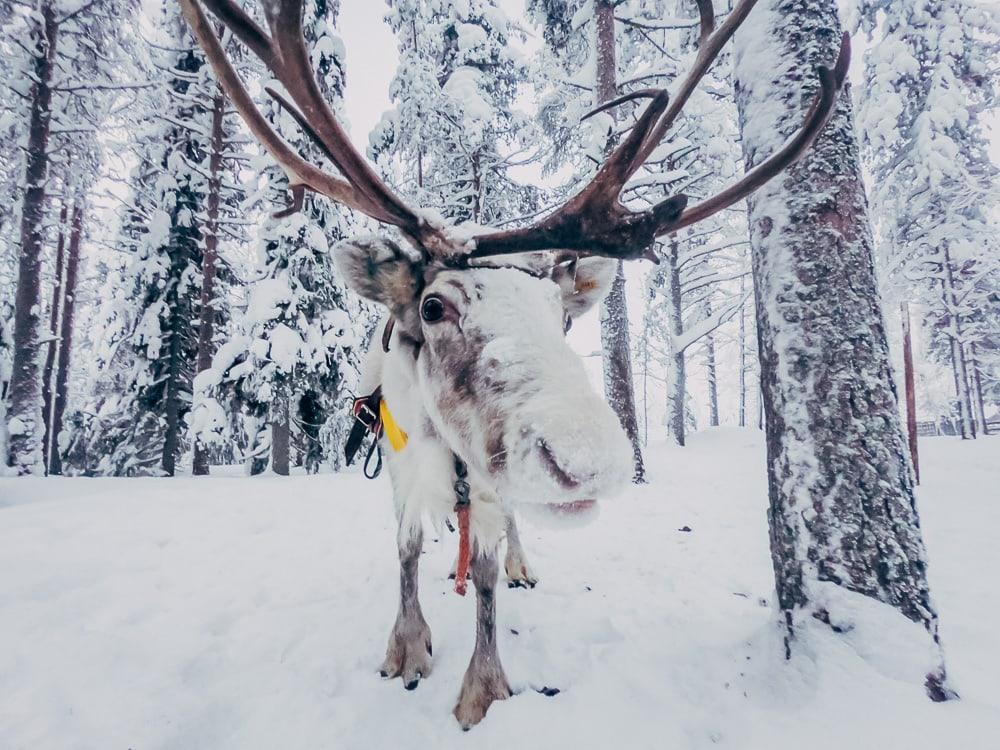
[71,10,223,477]
[733,0,951,698]
[194,0,376,477]
[855,0,999,439]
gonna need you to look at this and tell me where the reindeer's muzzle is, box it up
[504,389,633,506]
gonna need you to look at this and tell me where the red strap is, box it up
[454,505,472,596]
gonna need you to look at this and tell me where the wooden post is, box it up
[901,301,919,484]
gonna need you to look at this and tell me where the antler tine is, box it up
[184,0,448,250]
[579,88,661,122]
[469,4,850,264]
[199,0,273,64]
[695,0,715,47]
[632,0,758,168]
[264,85,404,224]
[665,32,851,233]
[260,0,425,232]
[178,0,366,216]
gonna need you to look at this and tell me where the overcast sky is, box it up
[338,1,398,153]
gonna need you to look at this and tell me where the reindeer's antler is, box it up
[468,0,850,262]
[180,0,848,263]
[178,0,450,252]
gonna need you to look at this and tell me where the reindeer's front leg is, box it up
[380,524,432,690]
[454,543,511,729]
[503,512,538,588]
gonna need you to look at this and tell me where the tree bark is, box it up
[664,239,687,446]
[968,342,988,436]
[900,301,919,484]
[271,396,290,476]
[7,6,58,474]
[595,0,645,481]
[704,302,720,428]
[46,199,83,476]
[192,89,226,476]
[42,200,69,474]
[941,244,975,439]
[738,273,747,428]
[733,0,950,700]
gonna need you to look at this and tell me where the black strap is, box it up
[453,454,470,511]
[363,438,383,479]
[345,387,383,468]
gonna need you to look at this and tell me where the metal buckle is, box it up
[354,401,379,431]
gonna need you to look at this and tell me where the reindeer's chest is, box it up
[378,340,505,541]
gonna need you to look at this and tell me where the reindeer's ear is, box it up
[551,256,617,318]
[334,236,423,323]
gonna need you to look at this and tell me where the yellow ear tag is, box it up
[380,399,409,452]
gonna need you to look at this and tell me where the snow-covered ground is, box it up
[1,430,997,749]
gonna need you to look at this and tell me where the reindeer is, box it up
[179,0,849,729]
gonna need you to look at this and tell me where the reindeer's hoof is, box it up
[504,557,538,589]
[379,618,432,690]
[453,665,511,730]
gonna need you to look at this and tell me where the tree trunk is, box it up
[46,199,83,476]
[42,200,69,474]
[7,6,58,474]
[704,302,720,428]
[968,342,988,435]
[161,294,185,476]
[941,245,975,439]
[733,0,950,700]
[192,88,226,476]
[271,396,290,476]
[738,273,747,428]
[664,239,686,446]
[900,301,919,484]
[595,0,645,482]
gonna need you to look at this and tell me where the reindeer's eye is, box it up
[421,295,446,323]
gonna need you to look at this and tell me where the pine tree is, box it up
[733,0,951,698]
[856,0,1000,438]
[194,0,374,475]
[5,1,60,474]
[3,0,134,473]
[80,7,217,476]
[371,0,538,226]
[40,191,84,475]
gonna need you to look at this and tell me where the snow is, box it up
[1,431,998,748]
[442,66,493,123]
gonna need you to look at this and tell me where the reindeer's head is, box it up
[335,236,631,500]
[180,0,849,495]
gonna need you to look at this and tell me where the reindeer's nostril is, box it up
[536,439,582,491]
